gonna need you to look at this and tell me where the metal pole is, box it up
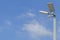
[53,15,56,40]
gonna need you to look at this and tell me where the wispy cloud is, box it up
[0,27,3,32]
[22,20,52,39]
[56,27,60,40]
[5,20,12,26]
[57,27,60,32]
[17,12,36,19]
[57,20,60,39]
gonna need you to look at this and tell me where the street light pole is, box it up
[48,3,56,40]
[39,2,56,40]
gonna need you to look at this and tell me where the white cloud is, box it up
[57,27,60,32]
[15,10,53,40]
[5,20,12,26]
[26,13,35,17]
[56,27,60,40]
[0,27,3,32]
[17,12,36,19]
[22,20,52,38]
[0,20,12,32]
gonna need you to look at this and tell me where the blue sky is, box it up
[0,0,60,40]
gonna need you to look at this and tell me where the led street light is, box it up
[39,11,49,14]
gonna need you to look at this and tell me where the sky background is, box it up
[0,0,60,40]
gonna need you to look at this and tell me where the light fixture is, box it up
[39,11,49,15]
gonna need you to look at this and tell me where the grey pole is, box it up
[53,14,56,40]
